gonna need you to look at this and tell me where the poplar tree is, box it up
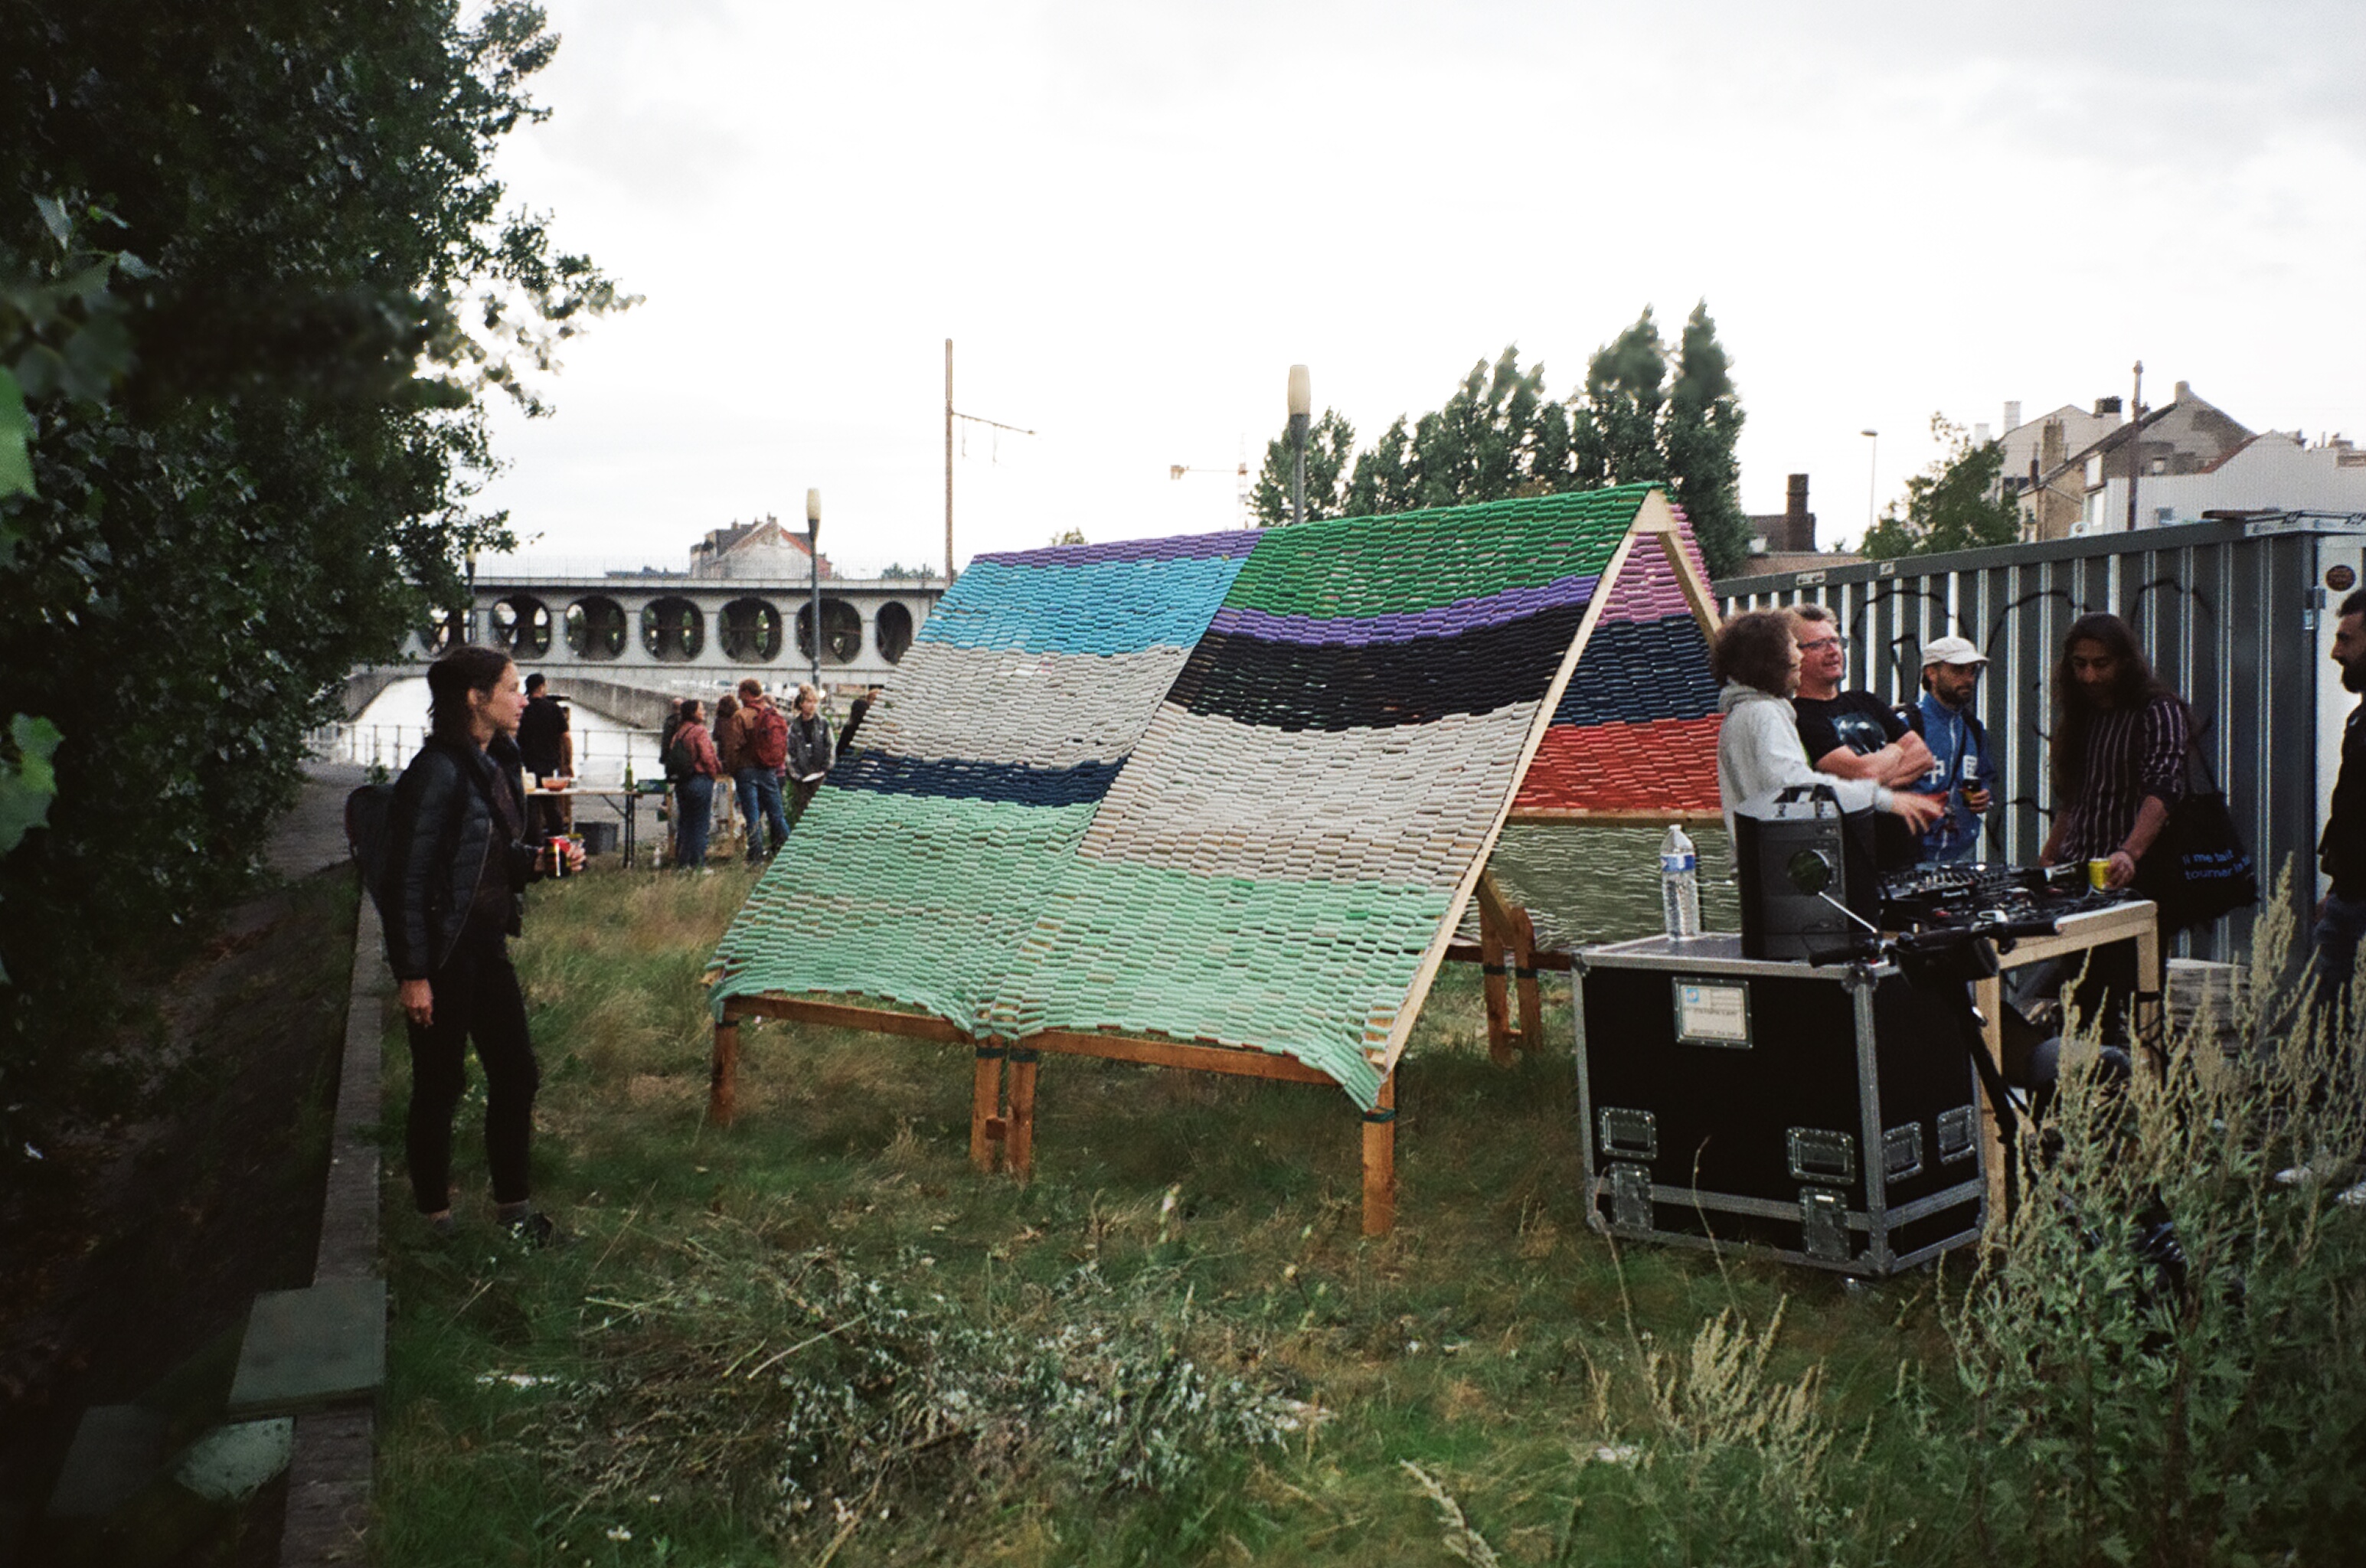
[1250,409,1356,524]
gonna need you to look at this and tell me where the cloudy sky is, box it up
[473,0,2366,577]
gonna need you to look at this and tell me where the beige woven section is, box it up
[858,642,1196,769]
[1076,703,1541,890]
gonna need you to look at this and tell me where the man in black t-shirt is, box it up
[1789,606,1941,869]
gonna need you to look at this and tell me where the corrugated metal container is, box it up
[1717,513,2366,960]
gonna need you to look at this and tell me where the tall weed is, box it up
[1943,870,2366,1566]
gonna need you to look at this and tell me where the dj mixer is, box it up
[1878,861,2129,939]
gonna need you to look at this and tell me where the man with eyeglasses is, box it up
[1788,604,1943,869]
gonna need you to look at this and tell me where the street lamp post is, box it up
[1287,365,1311,526]
[1859,429,1879,536]
[806,488,822,693]
[464,545,479,646]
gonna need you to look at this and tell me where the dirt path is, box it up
[267,760,370,884]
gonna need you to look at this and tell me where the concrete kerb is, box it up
[275,895,388,1567]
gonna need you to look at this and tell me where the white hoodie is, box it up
[1715,681,1891,841]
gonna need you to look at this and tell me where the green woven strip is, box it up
[711,790,1100,1026]
[989,860,1453,1108]
[1222,485,1646,617]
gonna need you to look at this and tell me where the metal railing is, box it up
[309,721,666,780]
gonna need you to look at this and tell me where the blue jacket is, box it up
[1912,691,1998,861]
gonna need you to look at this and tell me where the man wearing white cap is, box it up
[1910,635,1998,864]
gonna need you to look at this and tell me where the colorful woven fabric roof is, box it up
[711,485,1714,1106]
[1511,509,1723,816]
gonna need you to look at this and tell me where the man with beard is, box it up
[2290,589,2366,1209]
[2315,590,2366,1001]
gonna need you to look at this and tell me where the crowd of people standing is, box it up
[660,679,842,871]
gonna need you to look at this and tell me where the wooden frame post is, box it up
[1510,903,1542,1057]
[1361,1069,1397,1236]
[1005,1048,1039,1181]
[1475,871,1520,1063]
[969,1043,1005,1171]
[708,1010,741,1127]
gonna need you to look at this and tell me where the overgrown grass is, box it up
[376,864,2366,1566]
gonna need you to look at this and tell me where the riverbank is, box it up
[0,867,359,1563]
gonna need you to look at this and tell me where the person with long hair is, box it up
[2034,612,2189,1044]
[2038,612,2188,889]
[383,647,580,1245]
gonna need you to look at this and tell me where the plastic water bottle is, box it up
[1660,825,1701,939]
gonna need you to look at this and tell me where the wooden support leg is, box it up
[1511,905,1542,1057]
[1005,1048,1039,1182]
[1972,972,2008,1232]
[2134,919,2166,1080]
[1361,1070,1397,1237]
[970,1043,1006,1171]
[708,1012,740,1128]
[1479,904,1515,1066]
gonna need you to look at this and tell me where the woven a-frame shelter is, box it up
[706,484,1723,1230]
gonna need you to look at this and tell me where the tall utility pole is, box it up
[943,338,1035,582]
[943,340,953,583]
[2125,359,2144,534]
[1287,365,1311,526]
[1860,429,1878,534]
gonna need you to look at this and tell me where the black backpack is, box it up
[343,781,398,914]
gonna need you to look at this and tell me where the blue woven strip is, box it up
[915,555,1250,656]
[835,750,1125,808]
[1550,613,1721,727]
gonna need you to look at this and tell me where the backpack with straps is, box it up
[344,782,398,914]
[749,704,789,771]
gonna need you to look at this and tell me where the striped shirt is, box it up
[2054,694,2188,863]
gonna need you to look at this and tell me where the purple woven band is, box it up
[981,530,1266,569]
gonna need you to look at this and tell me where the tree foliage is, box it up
[0,0,628,1145]
[1250,409,1355,525]
[1662,303,1751,577]
[1250,312,1751,575]
[1573,310,1669,491]
[1342,348,1574,516]
[1860,415,2023,560]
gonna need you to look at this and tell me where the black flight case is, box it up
[1573,934,1985,1277]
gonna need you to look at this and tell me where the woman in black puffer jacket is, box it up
[382,646,580,1245]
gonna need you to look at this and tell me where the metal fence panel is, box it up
[1719,516,2366,961]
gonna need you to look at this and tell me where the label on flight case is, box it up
[1672,978,1752,1047]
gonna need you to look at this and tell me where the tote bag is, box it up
[2136,727,2259,931]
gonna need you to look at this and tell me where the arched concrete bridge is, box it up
[400,572,945,688]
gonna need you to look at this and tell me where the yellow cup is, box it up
[2087,858,2113,890]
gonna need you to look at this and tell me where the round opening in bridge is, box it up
[564,596,626,661]
[874,601,914,664]
[796,598,864,665]
[720,597,783,662]
[642,596,704,662]
[491,594,551,658]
